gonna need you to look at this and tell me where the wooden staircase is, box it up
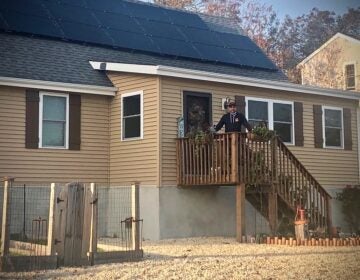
[176,132,332,235]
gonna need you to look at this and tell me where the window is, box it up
[322,106,343,148]
[121,91,143,140]
[246,97,294,144]
[39,92,69,149]
[345,64,355,90]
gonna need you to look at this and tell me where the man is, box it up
[214,101,252,133]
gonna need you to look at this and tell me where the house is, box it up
[298,33,360,92]
[1,0,360,240]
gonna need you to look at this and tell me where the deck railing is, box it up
[176,132,332,231]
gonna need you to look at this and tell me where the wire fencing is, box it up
[96,185,143,253]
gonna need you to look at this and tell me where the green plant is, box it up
[186,128,214,145]
[251,126,275,141]
[336,185,360,234]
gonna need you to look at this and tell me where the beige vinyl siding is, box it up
[0,86,110,184]
[160,77,359,188]
[107,73,159,186]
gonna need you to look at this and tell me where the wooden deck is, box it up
[176,132,332,235]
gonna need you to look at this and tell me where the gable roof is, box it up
[298,33,360,66]
[0,0,278,71]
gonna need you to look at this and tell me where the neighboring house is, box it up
[1,0,360,240]
[298,33,360,92]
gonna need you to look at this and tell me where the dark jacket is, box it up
[215,112,252,133]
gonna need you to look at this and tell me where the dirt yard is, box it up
[1,237,360,280]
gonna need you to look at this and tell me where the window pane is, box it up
[42,121,65,146]
[43,96,66,120]
[325,109,342,127]
[346,64,355,76]
[347,77,355,88]
[273,103,292,122]
[274,122,292,143]
[124,116,141,139]
[325,127,342,147]
[123,95,140,116]
[248,100,268,121]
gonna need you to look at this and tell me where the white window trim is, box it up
[343,62,357,90]
[39,91,69,149]
[245,97,295,145]
[121,91,144,141]
[322,106,344,149]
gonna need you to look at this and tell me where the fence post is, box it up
[1,177,14,258]
[88,183,97,265]
[47,183,56,255]
[231,133,239,183]
[236,183,246,242]
[131,182,140,251]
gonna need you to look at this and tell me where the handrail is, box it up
[176,132,332,232]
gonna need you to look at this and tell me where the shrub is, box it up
[336,185,360,234]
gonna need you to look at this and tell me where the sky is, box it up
[256,0,359,20]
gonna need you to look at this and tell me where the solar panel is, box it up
[44,2,97,26]
[84,0,133,17]
[179,26,224,46]
[138,18,186,41]
[193,43,235,63]
[154,37,200,59]
[163,8,208,29]
[123,1,171,23]
[92,10,143,34]
[0,0,279,70]
[108,28,160,53]
[217,32,260,51]
[231,49,277,69]
[61,21,114,46]
[0,10,62,37]
[0,0,47,18]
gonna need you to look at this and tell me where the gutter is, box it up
[90,61,360,101]
[0,76,117,96]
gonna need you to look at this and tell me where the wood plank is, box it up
[1,178,13,257]
[47,183,56,256]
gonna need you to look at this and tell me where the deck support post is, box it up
[268,191,278,236]
[236,183,246,242]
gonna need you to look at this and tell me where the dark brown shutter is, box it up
[69,94,81,150]
[25,89,39,149]
[235,95,246,132]
[343,108,352,150]
[294,102,304,146]
[313,105,323,148]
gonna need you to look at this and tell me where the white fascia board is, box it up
[0,76,117,96]
[91,61,360,101]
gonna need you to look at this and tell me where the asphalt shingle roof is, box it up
[0,32,288,87]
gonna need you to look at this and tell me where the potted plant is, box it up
[248,124,275,141]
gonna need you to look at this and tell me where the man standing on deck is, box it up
[214,101,252,133]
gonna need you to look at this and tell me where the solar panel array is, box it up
[0,0,277,70]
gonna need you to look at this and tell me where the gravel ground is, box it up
[1,237,360,280]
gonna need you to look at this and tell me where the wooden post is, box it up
[47,183,56,255]
[231,133,239,183]
[326,196,333,237]
[268,192,278,235]
[88,183,97,265]
[1,177,14,257]
[132,182,140,251]
[236,183,245,242]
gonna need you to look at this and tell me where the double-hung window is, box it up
[121,91,143,140]
[246,97,294,144]
[39,92,69,149]
[345,64,355,90]
[322,106,343,148]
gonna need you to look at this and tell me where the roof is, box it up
[0,0,279,71]
[0,32,288,87]
[298,33,360,66]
